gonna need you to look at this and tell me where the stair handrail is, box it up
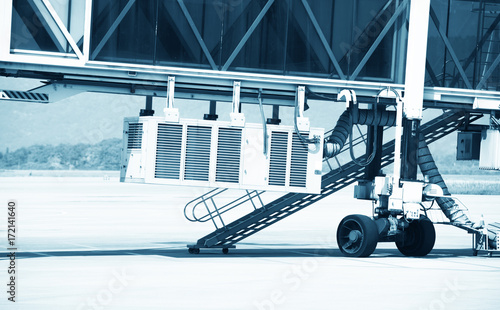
[184,188,266,225]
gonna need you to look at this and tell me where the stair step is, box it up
[191,112,469,249]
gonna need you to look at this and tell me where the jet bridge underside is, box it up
[1,0,500,110]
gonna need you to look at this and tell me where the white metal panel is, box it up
[83,0,92,62]
[404,0,431,120]
[0,0,13,60]
[242,127,269,186]
[473,98,500,111]
[120,118,146,182]
[121,117,324,194]
[479,130,500,170]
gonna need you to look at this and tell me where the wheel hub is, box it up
[349,230,362,242]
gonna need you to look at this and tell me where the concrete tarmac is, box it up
[1,176,499,310]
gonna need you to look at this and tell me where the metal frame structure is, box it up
[0,0,500,108]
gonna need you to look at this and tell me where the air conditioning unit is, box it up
[120,117,324,194]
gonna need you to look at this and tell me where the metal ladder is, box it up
[187,111,472,251]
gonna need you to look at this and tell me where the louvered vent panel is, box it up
[216,128,242,183]
[155,124,183,179]
[127,123,143,149]
[184,126,211,181]
[290,133,308,187]
[269,131,288,186]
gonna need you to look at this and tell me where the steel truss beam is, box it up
[4,0,407,82]
[2,58,500,113]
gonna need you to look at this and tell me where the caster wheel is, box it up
[222,248,229,254]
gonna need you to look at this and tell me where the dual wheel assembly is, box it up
[336,214,436,257]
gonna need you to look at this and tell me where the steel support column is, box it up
[364,121,384,180]
[140,96,154,116]
[404,0,430,120]
[401,118,420,180]
[204,100,218,121]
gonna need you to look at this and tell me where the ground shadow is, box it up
[0,247,479,260]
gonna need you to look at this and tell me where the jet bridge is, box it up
[1,0,500,257]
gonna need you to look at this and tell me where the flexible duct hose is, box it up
[418,136,498,248]
[417,135,473,225]
[326,109,496,246]
[323,109,397,158]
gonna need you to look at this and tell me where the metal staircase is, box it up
[187,111,473,252]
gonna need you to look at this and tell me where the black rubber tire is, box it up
[222,248,229,254]
[188,248,194,254]
[194,248,200,254]
[337,214,379,257]
[396,217,436,257]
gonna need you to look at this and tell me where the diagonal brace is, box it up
[177,0,218,70]
[222,0,275,71]
[429,6,472,89]
[476,52,500,90]
[301,0,345,79]
[41,0,83,58]
[91,0,136,59]
[350,0,408,80]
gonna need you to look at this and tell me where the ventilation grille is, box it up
[216,128,242,183]
[269,131,288,186]
[184,126,211,181]
[155,124,183,179]
[290,133,308,187]
[127,123,143,149]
